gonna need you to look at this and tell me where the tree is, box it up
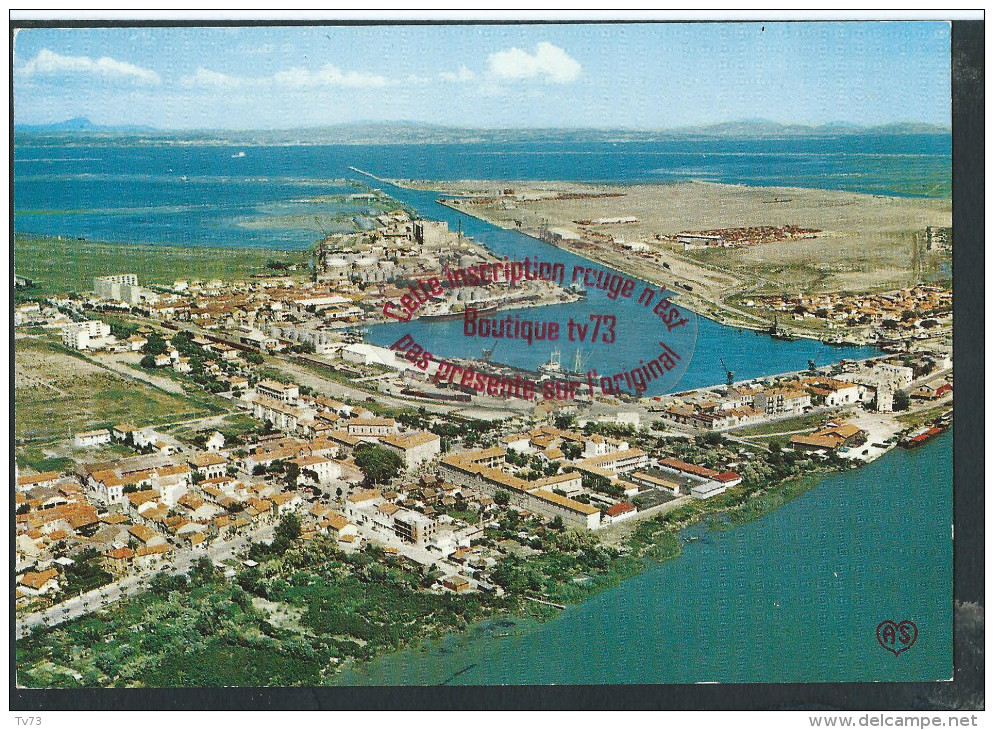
[245,352,264,365]
[189,556,217,585]
[695,431,723,447]
[582,473,613,493]
[550,515,565,531]
[140,354,157,369]
[274,513,302,544]
[148,571,188,596]
[893,389,911,412]
[142,332,168,356]
[493,490,510,507]
[353,444,404,486]
[237,566,266,596]
[286,461,301,488]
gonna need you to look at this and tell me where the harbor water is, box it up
[333,428,953,685]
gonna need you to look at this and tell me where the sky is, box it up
[12,22,951,130]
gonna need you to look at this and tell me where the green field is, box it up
[167,413,261,446]
[14,336,222,446]
[14,233,309,298]
[729,410,842,439]
[895,403,952,430]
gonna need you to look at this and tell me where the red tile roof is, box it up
[605,502,637,517]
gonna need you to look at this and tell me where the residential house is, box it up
[18,568,60,597]
[189,452,229,480]
[73,429,111,448]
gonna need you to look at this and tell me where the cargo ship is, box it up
[900,423,949,448]
[769,315,798,341]
[418,300,499,321]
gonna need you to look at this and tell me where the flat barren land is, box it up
[396,180,951,331]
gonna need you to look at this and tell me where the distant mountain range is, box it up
[15,116,157,134]
[14,117,951,144]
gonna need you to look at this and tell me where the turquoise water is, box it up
[14,135,950,250]
[335,429,953,685]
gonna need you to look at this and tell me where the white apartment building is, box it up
[873,363,915,390]
[74,429,111,448]
[346,417,400,438]
[62,320,114,350]
[94,274,139,302]
[256,379,300,404]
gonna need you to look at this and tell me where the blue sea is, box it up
[14,134,950,250]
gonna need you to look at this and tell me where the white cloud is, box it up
[273,63,390,89]
[182,62,390,90]
[487,42,581,83]
[439,65,476,83]
[19,48,160,84]
[181,67,246,89]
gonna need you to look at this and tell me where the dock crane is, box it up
[720,358,734,387]
[482,340,499,362]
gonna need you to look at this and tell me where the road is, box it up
[16,523,274,640]
[91,351,187,395]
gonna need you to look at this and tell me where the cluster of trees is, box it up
[60,548,114,595]
[486,516,616,597]
[108,321,139,340]
[396,407,429,431]
[581,421,637,438]
[250,459,301,488]
[504,449,529,467]
[353,444,404,486]
[460,419,498,448]
[247,514,302,562]
[893,389,911,412]
[286,342,316,355]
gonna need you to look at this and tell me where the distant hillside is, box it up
[14,118,951,145]
[15,117,159,135]
[669,119,951,138]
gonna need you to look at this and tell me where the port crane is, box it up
[720,358,734,387]
[481,340,499,362]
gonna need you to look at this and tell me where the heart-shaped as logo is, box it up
[876,620,918,655]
